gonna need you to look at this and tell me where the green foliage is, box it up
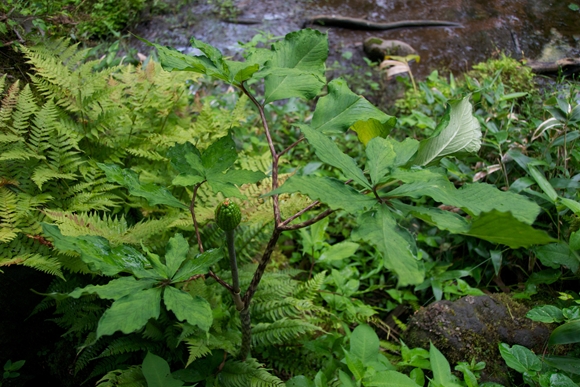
[0,0,154,41]
[3,27,579,387]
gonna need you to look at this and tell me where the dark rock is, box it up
[403,294,551,384]
[363,37,417,62]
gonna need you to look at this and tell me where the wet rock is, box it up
[363,37,416,62]
[403,294,551,384]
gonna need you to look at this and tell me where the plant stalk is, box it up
[225,229,244,311]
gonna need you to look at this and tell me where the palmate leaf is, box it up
[172,248,224,282]
[168,134,265,198]
[165,234,189,278]
[69,276,157,300]
[96,287,162,339]
[42,223,151,277]
[163,287,213,332]
[98,163,187,209]
[352,206,424,286]
[411,97,481,166]
[310,78,396,135]
[142,37,258,86]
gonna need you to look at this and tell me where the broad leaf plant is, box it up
[44,29,554,365]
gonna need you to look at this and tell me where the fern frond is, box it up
[0,186,19,240]
[0,79,19,131]
[85,353,133,383]
[75,335,109,374]
[19,253,64,279]
[125,147,167,161]
[96,336,157,360]
[0,74,6,95]
[251,318,322,347]
[96,366,146,387]
[28,99,59,154]
[11,83,38,136]
[251,298,317,321]
[217,358,284,387]
[31,165,78,189]
[184,336,212,367]
[295,271,326,301]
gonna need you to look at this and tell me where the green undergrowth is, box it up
[0,32,579,387]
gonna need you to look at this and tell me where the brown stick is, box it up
[303,15,462,30]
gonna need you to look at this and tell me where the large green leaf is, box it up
[351,118,391,146]
[142,352,185,387]
[412,97,481,166]
[528,165,558,203]
[143,37,258,86]
[165,234,189,278]
[96,287,162,339]
[548,320,580,345]
[535,243,580,273]
[543,355,580,375]
[268,175,377,214]
[98,163,187,209]
[259,29,327,103]
[388,169,541,224]
[352,206,424,286]
[69,276,156,300]
[498,343,542,373]
[172,248,224,282]
[168,142,203,176]
[310,79,396,135]
[163,286,212,332]
[394,202,470,233]
[366,137,398,186]
[167,134,265,198]
[201,134,237,173]
[364,371,421,387]
[349,324,379,364]
[42,224,151,277]
[300,124,370,189]
[430,343,462,387]
[526,305,564,323]
[466,210,556,248]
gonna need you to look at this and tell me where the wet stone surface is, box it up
[132,0,580,79]
[403,294,551,384]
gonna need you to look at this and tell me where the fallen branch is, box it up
[303,14,462,30]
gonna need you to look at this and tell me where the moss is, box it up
[402,294,552,385]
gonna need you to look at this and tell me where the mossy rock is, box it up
[403,294,551,385]
[363,37,416,62]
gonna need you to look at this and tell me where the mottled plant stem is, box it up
[189,181,207,253]
[239,307,252,360]
[238,227,282,361]
[225,229,244,311]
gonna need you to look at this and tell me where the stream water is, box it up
[133,0,579,79]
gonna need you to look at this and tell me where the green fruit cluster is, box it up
[215,199,242,231]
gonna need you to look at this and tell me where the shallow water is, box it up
[133,0,579,79]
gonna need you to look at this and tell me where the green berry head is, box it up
[215,198,242,231]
